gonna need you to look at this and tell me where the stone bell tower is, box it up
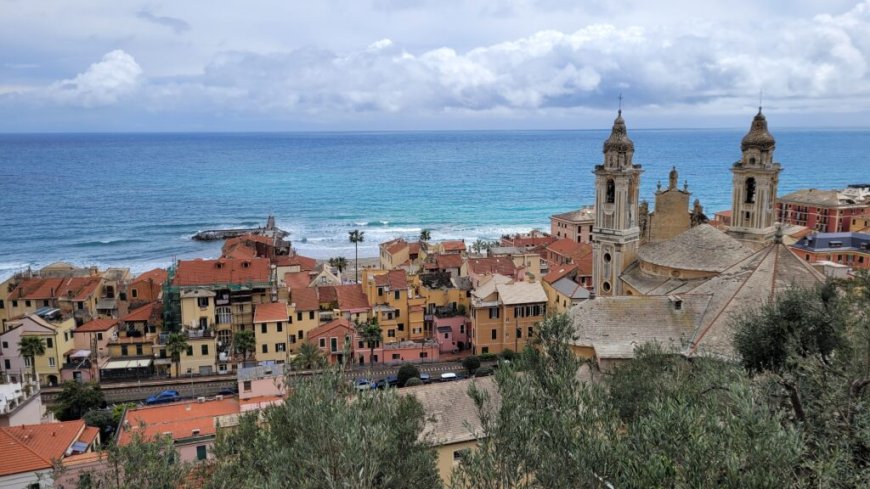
[728,108,781,245]
[592,110,643,296]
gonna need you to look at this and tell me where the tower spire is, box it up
[618,93,623,115]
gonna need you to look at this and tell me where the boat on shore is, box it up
[192,216,289,242]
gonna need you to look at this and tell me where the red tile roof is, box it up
[334,285,371,312]
[254,302,289,323]
[132,268,168,285]
[373,270,408,289]
[75,318,119,333]
[78,426,99,446]
[9,276,102,302]
[316,285,337,304]
[121,302,159,322]
[546,238,592,258]
[467,257,518,276]
[501,235,558,248]
[408,242,421,255]
[173,258,271,287]
[0,420,88,477]
[383,238,408,255]
[223,245,257,260]
[543,263,579,284]
[307,318,354,340]
[284,271,312,289]
[290,287,320,312]
[440,240,466,252]
[434,253,463,270]
[274,254,316,271]
[118,398,240,446]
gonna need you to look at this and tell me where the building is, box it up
[0,313,76,386]
[488,247,543,279]
[0,419,99,488]
[166,257,274,376]
[461,257,520,287]
[0,376,42,427]
[221,233,292,261]
[379,238,424,270]
[362,269,427,342]
[306,318,438,366]
[66,318,118,383]
[646,167,692,243]
[777,185,870,233]
[286,287,320,353]
[4,275,103,325]
[850,210,870,232]
[433,316,468,353]
[542,265,591,314]
[237,363,286,413]
[128,268,167,306]
[102,314,157,381]
[790,232,870,271]
[470,276,547,355]
[252,301,291,364]
[307,318,355,365]
[403,377,498,485]
[118,397,240,463]
[550,207,595,243]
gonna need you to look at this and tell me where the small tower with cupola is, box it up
[728,108,781,244]
[591,110,643,297]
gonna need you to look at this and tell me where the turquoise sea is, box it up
[0,128,868,279]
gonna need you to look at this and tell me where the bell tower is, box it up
[728,108,781,244]
[592,110,643,296]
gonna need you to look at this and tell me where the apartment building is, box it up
[470,276,547,355]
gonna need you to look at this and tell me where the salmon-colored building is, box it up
[777,186,870,233]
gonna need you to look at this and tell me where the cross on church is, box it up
[618,93,623,112]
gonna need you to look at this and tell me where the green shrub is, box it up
[404,377,423,387]
[474,366,494,377]
[479,352,497,361]
[462,355,481,374]
[397,363,421,387]
[499,349,515,361]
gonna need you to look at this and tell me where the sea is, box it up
[0,129,868,280]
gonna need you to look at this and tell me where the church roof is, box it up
[603,110,634,153]
[637,224,754,273]
[620,261,710,296]
[741,108,776,152]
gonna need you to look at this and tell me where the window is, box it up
[0,300,3,309]
[3,359,9,369]
[199,317,208,329]
[603,252,612,263]
[97,332,103,341]
[1,341,7,349]
[319,338,326,348]
[196,445,207,461]
[48,357,56,368]
[359,340,364,349]
[261,324,267,334]
[528,327,533,337]
[197,297,209,308]
[744,177,756,204]
[388,329,396,338]
[11,300,17,308]
[488,308,500,319]
[444,333,449,339]
[131,289,138,299]
[24,357,32,367]
[394,290,400,300]
[277,322,283,332]
[420,352,428,358]
[606,179,615,204]
[186,346,193,356]
[262,344,268,353]
[309,311,315,320]
[297,312,303,321]
[290,335,297,344]
[243,380,252,392]
[43,300,49,307]
[298,330,304,339]
[491,329,497,340]
[378,287,384,296]
[481,347,489,354]
[330,337,337,352]
[276,343,286,352]
[392,353,400,360]
[25,300,31,308]
[516,328,522,339]
[136,344,143,355]
[459,324,465,334]
[216,307,232,324]
[201,344,209,355]
[121,345,129,356]
[398,323,404,331]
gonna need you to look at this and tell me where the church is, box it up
[570,108,824,368]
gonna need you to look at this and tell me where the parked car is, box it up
[376,374,399,389]
[354,378,376,391]
[217,386,238,396]
[440,372,458,382]
[419,373,431,384]
[145,390,180,405]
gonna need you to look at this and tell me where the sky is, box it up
[0,0,868,131]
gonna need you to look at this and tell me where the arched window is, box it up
[606,179,615,204]
[744,177,756,204]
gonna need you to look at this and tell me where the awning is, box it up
[101,359,153,369]
[70,349,91,359]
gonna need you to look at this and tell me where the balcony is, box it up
[0,379,40,416]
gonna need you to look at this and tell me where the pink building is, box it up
[237,363,286,413]
[434,316,468,353]
[308,318,440,366]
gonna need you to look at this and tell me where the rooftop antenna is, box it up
[618,93,623,115]
[758,89,763,113]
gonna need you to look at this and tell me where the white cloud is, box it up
[47,50,142,107]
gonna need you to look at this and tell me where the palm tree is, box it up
[165,332,188,378]
[293,342,325,370]
[234,329,256,361]
[419,229,431,242]
[18,336,45,384]
[348,230,365,283]
[329,257,348,274]
[355,319,382,366]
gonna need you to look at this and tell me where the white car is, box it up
[440,372,458,381]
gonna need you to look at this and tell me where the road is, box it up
[40,360,472,404]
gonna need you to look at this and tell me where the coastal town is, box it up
[1,110,869,487]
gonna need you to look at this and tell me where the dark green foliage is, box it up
[478,352,497,361]
[207,371,440,489]
[397,363,420,387]
[498,349,515,361]
[474,366,493,377]
[292,341,326,370]
[404,377,423,387]
[461,355,480,374]
[233,329,256,360]
[54,381,104,421]
[83,409,115,443]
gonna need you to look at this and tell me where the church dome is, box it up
[740,108,775,152]
[603,110,634,153]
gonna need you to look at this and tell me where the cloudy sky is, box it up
[1,0,868,131]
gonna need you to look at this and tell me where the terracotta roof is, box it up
[254,302,289,323]
[334,284,370,311]
[133,268,168,285]
[383,238,408,255]
[715,210,733,217]
[118,398,240,446]
[440,240,466,252]
[466,257,518,276]
[284,271,312,289]
[307,318,353,340]
[274,254,316,271]
[290,287,320,311]
[76,318,119,333]
[501,235,557,249]
[0,420,87,477]
[316,285,337,304]
[9,276,101,302]
[434,253,463,270]
[408,242,421,255]
[121,302,159,322]
[373,270,408,289]
[546,238,593,261]
[223,245,257,260]
[543,263,578,284]
[173,258,271,286]
[637,224,753,273]
[78,426,99,446]
[403,377,498,445]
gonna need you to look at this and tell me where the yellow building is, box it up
[541,265,591,314]
[253,302,291,363]
[362,269,422,343]
[470,276,547,355]
[0,314,75,386]
[4,275,103,325]
[286,288,321,353]
[379,238,425,270]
